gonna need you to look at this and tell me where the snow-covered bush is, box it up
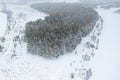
[25,3,99,59]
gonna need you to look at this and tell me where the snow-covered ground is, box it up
[0,3,119,80]
[90,8,120,80]
[0,12,7,37]
[0,4,103,80]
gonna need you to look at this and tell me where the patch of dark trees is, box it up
[25,3,99,59]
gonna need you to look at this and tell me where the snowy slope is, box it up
[90,7,120,80]
[0,4,103,80]
[0,12,7,37]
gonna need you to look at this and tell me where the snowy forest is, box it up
[0,0,120,80]
[25,3,99,58]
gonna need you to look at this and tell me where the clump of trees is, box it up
[25,3,99,59]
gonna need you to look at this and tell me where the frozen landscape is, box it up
[90,7,120,80]
[0,0,120,80]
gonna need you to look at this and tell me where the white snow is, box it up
[0,3,118,80]
[90,8,120,80]
[0,12,7,37]
[0,4,103,80]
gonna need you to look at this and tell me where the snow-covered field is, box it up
[0,4,103,80]
[0,12,7,37]
[90,8,120,80]
[2,2,120,80]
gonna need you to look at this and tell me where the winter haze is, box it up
[0,0,120,80]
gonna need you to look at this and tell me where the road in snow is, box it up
[90,8,120,80]
[0,12,7,37]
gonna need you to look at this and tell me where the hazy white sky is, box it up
[0,0,120,4]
